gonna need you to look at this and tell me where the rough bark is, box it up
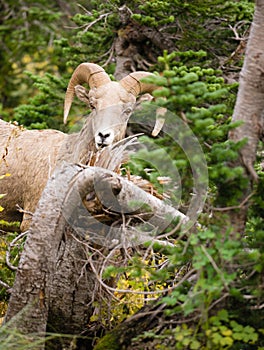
[4,165,77,347]
[5,162,186,349]
[229,0,264,180]
[93,301,165,350]
[46,226,99,350]
[113,6,175,80]
[227,0,264,234]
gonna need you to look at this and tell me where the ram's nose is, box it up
[95,130,115,149]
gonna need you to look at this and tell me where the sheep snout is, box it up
[95,130,115,149]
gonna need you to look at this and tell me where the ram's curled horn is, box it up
[152,107,167,137]
[120,71,166,136]
[64,63,111,124]
[119,71,157,96]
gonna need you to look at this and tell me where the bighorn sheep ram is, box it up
[0,63,165,231]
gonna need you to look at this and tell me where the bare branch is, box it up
[6,231,28,271]
[213,192,255,212]
[16,205,33,216]
[228,20,251,41]
[76,3,92,16]
[0,279,11,291]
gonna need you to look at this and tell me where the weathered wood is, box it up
[227,0,264,235]
[4,165,78,331]
[5,161,187,348]
[63,165,187,247]
[229,0,264,182]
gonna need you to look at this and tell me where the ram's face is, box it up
[86,82,136,149]
[93,103,134,148]
[64,63,165,150]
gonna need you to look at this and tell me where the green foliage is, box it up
[102,255,168,326]
[128,50,243,209]
[141,223,264,349]
[0,175,21,312]
[53,0,254,72]
[0,0,64,111]
[104,48,263,348]
[13,71,67,129]
[0,230,22,306]
[55,2,120,68]
[1,1,263,349]
[170,310,259,350]
[129,0,254,62]
[93,332,120,350]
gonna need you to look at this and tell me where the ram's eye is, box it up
[124,107,132,115]
[89,99,96,110]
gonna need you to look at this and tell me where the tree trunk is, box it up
[93,301,165,350]
[113,6,175,80]
[5,161,186,349]
[229,0,264,179]
[4,165,78,349]
[226,0,264,234]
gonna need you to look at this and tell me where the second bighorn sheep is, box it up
[0,63,165,231]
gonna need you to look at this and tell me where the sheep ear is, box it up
[74,85,90,106]
[135,93,153,107]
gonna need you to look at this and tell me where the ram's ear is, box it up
[74,85,90,106]
[135,93,153,108]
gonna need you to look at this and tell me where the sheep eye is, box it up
[89,97,97,110]
[124,106,132,115]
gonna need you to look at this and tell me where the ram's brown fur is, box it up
[0,63,164,231]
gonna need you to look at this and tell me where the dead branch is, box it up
[0,279,11,290]
[213,191,254,212]
[6,231,28,271]
[63,164,187,247]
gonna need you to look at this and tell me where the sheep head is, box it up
[64,63,165,149]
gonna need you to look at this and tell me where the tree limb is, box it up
[64,165,188,247]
